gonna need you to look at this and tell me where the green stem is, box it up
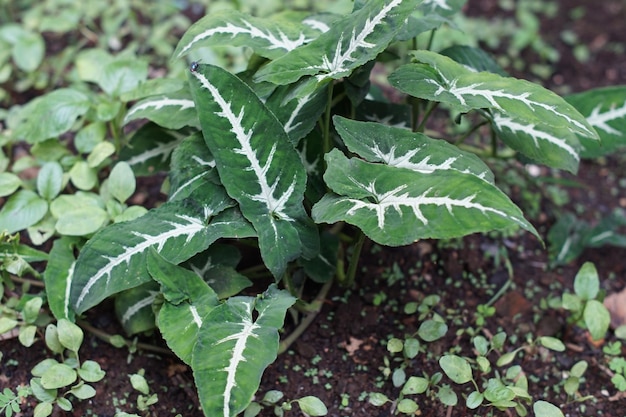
[453,120,489,146]
[341,230,366,287]
[278,279,333,354]
[415,101,438,133]
[77,319,173,355]
[322,82,335,156]
[426,28,437,51]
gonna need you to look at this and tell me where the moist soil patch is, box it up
[2,0,626,416]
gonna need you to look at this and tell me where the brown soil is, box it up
[2,0,626,416]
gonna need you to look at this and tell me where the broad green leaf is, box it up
[533,401,564,417]
[439,354,472,384]
[566,86,626,158]
[70,383,97,400]
[389,51,599,168]
[312,150,537,246]
[14,89,90,143]
[437,385,458,406]
[440,45,508,76]
[108,162,136,203]
[78,361,105,383]
[255,0,420,92]
[121,78,187,102]
[19,324,37,346]
[99,58,148,97]
[168,132,216,202]
[0,317,18,334]
[333,116,494,183]
[466,391,484,409]
[174,10,322,60]
[265,85,328,144]
[74,122,106,154]
[37,162,64,201]
[418,319,448,341]
[296,396,328,416]
[57,318,83,352]
[0,190,48,234]
[40,363,77,389]
[43,237,80,321]
[148,250,219,364]
[368,393,390,406]
[189,63,318,278]
[192,285,295,417]
[75,49,114,84]
[538,336,566,352]
[120,124,186,176]
[574,262,599,300]
[44,324,63,354]
[114,281,160,335]
[401,376,429,395]
[0,172,21,197]
[584,300,610,341]
[87,141,115,168]
[70,196,254,314]
[124,91,198,130]
[490,112,581,172]
[397,398,418,414]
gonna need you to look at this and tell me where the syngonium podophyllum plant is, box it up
[46,0,626,415]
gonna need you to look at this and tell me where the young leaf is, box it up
[70,196,254,314]
[533,401,564,417]
[312,150,538,246]
[255,0,420,92]
[584,300,610,341]
[148,250,219,364]
[566,86,626,158]
[333,116,494,183]
[420,0,467,16]
[296,396,328,416]
[174,10,321,60]
[0,172,21,197]
[188,63,318,278]
[0,190,48,234]
[108,162,136,203]
[192,285,296,417]
[37,162,64,201]
[439,355,472,384]
[573,262,599,300]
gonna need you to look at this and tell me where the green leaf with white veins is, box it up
[420,0,467,16]
[312,150,537,246]
[189,64,318,278]
[565,86,626,158]
[43,237,80,321]
[70,195,255,314]
[168,132,216,202]
[124,90,198,130]
[390,51,599,140]
[255,0,421,92]
[333,116,494,183]
[115,281,160,335]
[148,250,218,365]
[119,124,187,176]
[174,10,323,61]
[192,284,295,417]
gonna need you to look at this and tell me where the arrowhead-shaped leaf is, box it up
[70,194,254,314]
[565,85,626,158]
[188,63,318,278]
[255,0,421,91]
[333,116,494,183]
[174,10,323,60]
[192,284,295,417]
[312,150,537,245]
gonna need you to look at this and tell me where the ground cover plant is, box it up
[1,0,626,416]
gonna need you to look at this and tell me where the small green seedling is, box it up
[245,390,327,417]
[561,262,611,341]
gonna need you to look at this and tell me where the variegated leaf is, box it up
[70,196,254,314]
[114,281,160,335]
[119,123,186,176]
[390,51,599,140]
[333,116,494,182]
[565,86,626,158]
[420,0,467,16]
[312,149,537,245]
[255,0,421,92]
[490,112,581,172]
[265,84,328,144]
[43,236,80,321]
[440,45,508,76]
[188,63,318,278]
[168,132,217,201]
[192,284,295,417]
[124,90,198,130]
[174,10,323,60]
[148,250,219,365]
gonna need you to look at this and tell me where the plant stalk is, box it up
[341,230,366,287]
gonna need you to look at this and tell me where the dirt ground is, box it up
[2,0,626,416]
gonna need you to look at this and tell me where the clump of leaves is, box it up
[5,0,624,416]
